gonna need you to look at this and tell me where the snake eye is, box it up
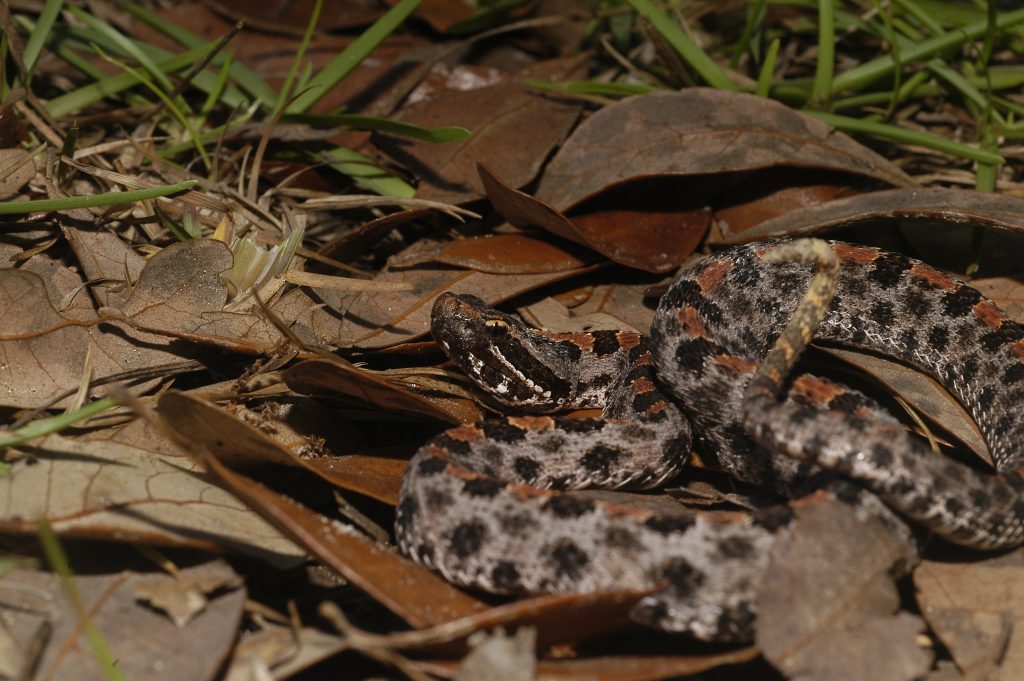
[485,319,509,330]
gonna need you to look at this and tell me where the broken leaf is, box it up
[756,495,930,681]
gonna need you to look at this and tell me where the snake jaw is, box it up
[432,293,578,411]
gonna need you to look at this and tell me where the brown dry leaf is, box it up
[414,0,475,32]
[519,297,642,333]
[531,648,760,681]
[375,56,586,204]
[0,430,305,562]
[133,559,243,628]
[223,624,347,681]
[729,187,1024,243]
[536,89,915,209]
[0,267,111,408]
[0,103,29,147]
[327,240,594,349]
[390,233,594,274]
[0,148,35,197]
[285,356,480,424]
[158,394,490,627]
[914,553,1024,679]
[305,454,408,506]
[820,347,990,465]
[116,238,311,348]
[156,390,302,469]
[380,589,650,656]
[481,165,710,273]
[203,454,491,627]
[158,390,415,506]
[756,495,931,681]
[418,648,760,680]
[0,238,331,408]
[0,562,245,681]
[549,277,669,334]
[0,624,26,681]
[712,171,859,238]
[56,205,147,309]
[316,208,433,264]
[453,627,537,681]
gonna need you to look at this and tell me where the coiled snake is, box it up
[395,239,1024,641]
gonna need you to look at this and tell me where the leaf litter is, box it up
[3,2,1024,680]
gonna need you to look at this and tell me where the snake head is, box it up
[431,293,578,411]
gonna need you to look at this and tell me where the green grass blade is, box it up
[66,6,174,92]
[199,50,233,120]
[39,23,251,114]
[100,52,211,168]
[121,2,277,106]
[525,79,658,98]
[892,0,944,36]
[157,107,257,158]
[0,180,198,215]
[21,0,64,75]
[37,521,126,681]
[811,0,835,105]
[755,38,780,97]
[926,58,989,112]
[287,0,422,113]
[276,0,322,110]
[975,129,998,191]
[0,398,119,451]
[46,41,214,118]
[831,7,1024,92]
[808,111,1004,164]
[730,0,767,68]
[870,0,902,117]
[624,0,736,90]
[320,147,415,197]
[287,113,471,142]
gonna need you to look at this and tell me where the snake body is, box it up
[395,239,1024,641]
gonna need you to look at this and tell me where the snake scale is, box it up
[395,238,1024,641]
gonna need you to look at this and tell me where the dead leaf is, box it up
[285,356,480,424]
[454,627,536,681]
[134,560,243,628]
[0,430,305,562]
[0,562,245,681]
[0,103,29,147]
[222,624,347,681]
[756,495,931,681]
[53,188,147,309]
[518,297,641,333]
[915,553,1024,679]
[0,238,335,408]
[0,148,35,197]
[375,57,586,204]
[712,170,860,237]
[159,389,418,505]
[325,239,595,349]
[390,233,593,274]
[417,647,760,681]
[535,89,915,210]
[481,165,710,272]
[158,397,491,628]
[727,187,1024,243]
[305,454,408,506]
